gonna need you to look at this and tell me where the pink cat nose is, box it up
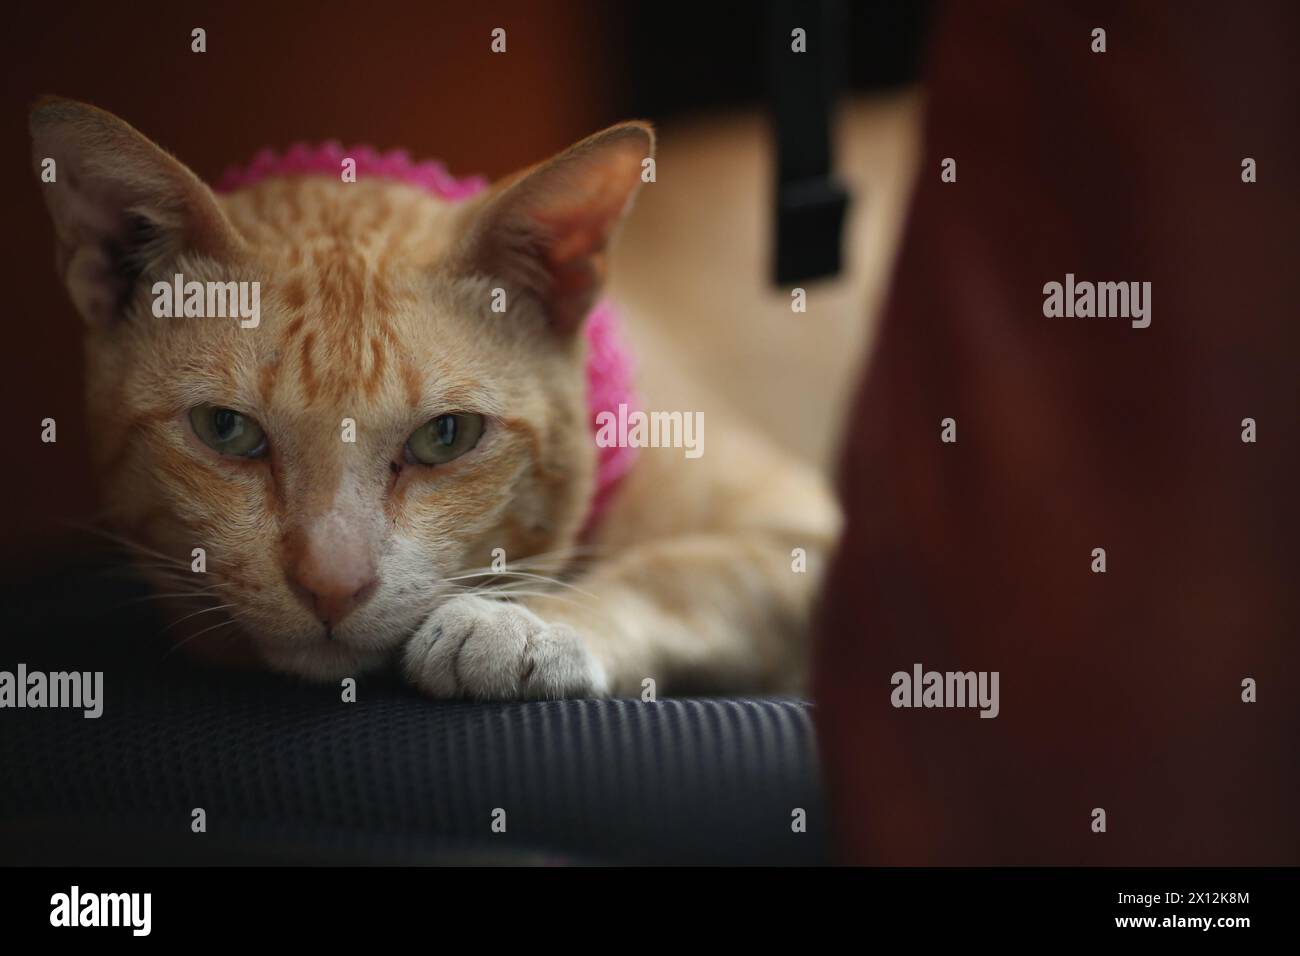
[287,551,379,632]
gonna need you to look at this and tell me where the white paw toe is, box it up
[402,595,607,700]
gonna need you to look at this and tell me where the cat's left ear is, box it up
[451,122,654,333]
[29,96,244,327]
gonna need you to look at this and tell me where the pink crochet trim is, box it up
[216,142,488,200]
[214,143,637,535]
[580,300,639,532]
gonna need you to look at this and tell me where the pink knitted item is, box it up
[579,299,639,531]
[216,142,489,200]
[213,143,637,534]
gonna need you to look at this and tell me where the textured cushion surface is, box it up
[0,563,826,865]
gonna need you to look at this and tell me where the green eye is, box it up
[406,413,485,465]
[189,404,268,458]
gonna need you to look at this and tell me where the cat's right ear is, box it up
[448,122,653,334]
[29,97,243,327]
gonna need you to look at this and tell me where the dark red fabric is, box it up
[814,1,1299,864]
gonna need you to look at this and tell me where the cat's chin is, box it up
[258,640,392,683]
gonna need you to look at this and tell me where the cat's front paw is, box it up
[402,595,608,700]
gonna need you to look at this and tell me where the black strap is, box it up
[768,0,850,285]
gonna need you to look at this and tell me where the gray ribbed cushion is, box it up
[0,563,827,865]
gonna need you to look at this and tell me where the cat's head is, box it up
[30,97,652,679]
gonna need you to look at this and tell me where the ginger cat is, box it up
[30,97,840,699]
